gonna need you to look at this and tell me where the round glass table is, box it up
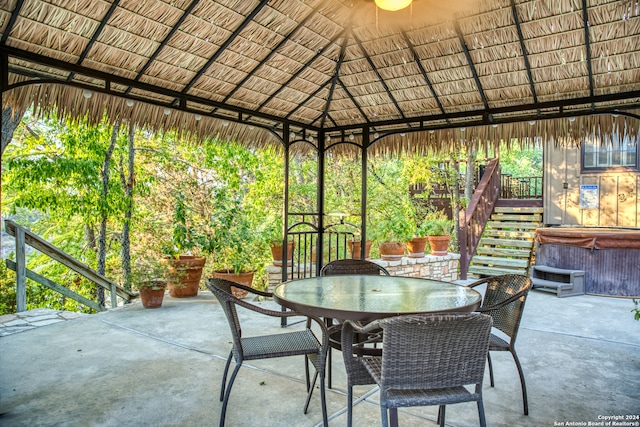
[273,275,482,322]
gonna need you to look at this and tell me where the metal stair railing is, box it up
[4,219,136,312]
[459,158,501,280]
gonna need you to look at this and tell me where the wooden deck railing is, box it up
[459,158,501,280]
[4,220,136,312]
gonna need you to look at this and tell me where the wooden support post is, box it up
[15,224,26,312]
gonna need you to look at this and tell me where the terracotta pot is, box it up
[428,235,451,256]
[212,270,255,299]
[407,237,428,258]
[163,256,206,298]
[348,239,372,260]
[270,241,295,266]
[139,281,166,309]
[378,241,405,261]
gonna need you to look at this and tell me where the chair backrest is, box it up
[206,278,246,360]
[320,259,390,276]
[377,313,492,391]
[479,274,532,341]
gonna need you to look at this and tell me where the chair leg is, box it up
[347,385,353,427]
[389,408,399,427]
[511,348,529,415]
[219,362,242,427]
[477,399,487,427]
[439,405,446,427]
[303,370,318,414]
[328,345,333,389]
[319,374,329,427]
[220,350,233,401]
[380,404,388,427]
[487,352,495,387]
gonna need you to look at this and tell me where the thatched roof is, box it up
[1,0,639,154]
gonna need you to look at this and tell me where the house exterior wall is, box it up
[543,140,640,227]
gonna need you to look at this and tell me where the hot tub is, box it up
[535,227,640,297]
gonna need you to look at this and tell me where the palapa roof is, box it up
[1,0,639,154]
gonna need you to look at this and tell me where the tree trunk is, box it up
[120,123,135,291]
[1,104,26,250]
[97,120,120,305]
[465,144,477,202]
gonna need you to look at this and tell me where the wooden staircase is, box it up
[467,206,543,278]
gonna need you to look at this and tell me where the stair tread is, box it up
[475,247,532,257]
[532,265,585,275]
[531,277,573,289]
[486,221,540,230]
[471,256,529,268]
[494,206,544,214]
[478,238,534,248]
[468,265,528,276]
[484,230,536,239]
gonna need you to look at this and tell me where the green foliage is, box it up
[633,299,640,321]
[0,262,16,314]
[420,211,454,236]
[498,143,543,177]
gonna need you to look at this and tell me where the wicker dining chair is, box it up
[466,274,533,415]
[318,258,389,391]
[206,278,329,427]
[344,313,493,427]
[319,258,390,276]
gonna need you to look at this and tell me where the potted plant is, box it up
[265,216,295,266]
[131,259,168,308]
[369,191,414,261]
[407,221,429,258]
[205,192,263,298]
[137,280,167,309]
[162,193,207,298]
[347,235,372,260]
[372,217,413,260]
[422,211,454,256]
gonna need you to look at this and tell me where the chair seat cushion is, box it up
[241,330,320,360]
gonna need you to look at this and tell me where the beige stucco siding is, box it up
[543,141,639,227]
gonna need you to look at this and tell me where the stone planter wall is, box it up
[267,253,460,291]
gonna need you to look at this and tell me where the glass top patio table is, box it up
[273,275,482,322]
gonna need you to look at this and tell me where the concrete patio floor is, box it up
[1,283,638,427]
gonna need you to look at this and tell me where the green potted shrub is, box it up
[205,191,264,298]
[369,190,414,260]
[421,211,454,256]
[132,259,167,309]
[162,193,207,298]
[265,216,295,266]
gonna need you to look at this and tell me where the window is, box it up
[583,133,638,171]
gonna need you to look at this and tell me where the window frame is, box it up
[581,135,639,173]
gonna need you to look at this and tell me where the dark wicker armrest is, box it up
[474,288,530,313]
[226,281,273,298]
[341,319,383,353]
